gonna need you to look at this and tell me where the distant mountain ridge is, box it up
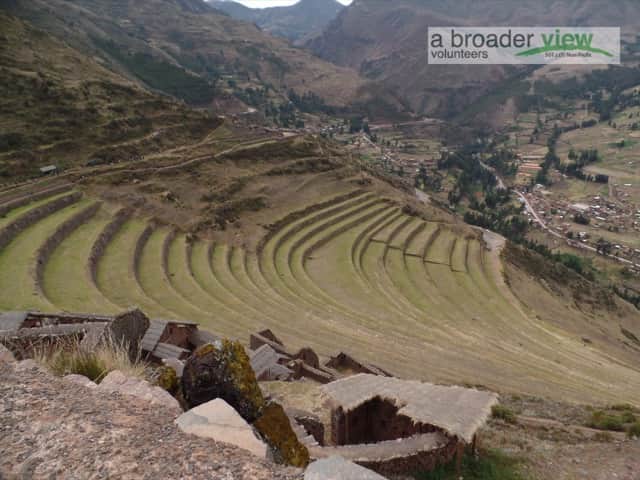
[2,0,363,110]
[210,0,344,43]
[308,0,640,119]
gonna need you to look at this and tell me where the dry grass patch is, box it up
[34,336,147,383]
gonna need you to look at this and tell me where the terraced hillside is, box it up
[2,186,640,406]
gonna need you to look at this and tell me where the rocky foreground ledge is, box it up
[0,361,303,480]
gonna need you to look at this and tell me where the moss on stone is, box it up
[194,343,216,358]
[156,365,179,394]
[182,340,265,421]
[254,402,310,468]
[223,339,265,416]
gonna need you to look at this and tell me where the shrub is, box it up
[491,405,517,424]
[35,336,147,383]
[587,411,625,432]
[627,422,640,438]
[621,411,637,424]
[415,449,528,480]
[610,403,635,412]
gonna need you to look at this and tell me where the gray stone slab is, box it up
[176,398,268,458]
[305,456,388,480]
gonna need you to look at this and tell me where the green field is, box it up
[1,188,640,406]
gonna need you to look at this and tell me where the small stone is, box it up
[0,343,15,363]
[64,374,97,388]
[305,457,387,480]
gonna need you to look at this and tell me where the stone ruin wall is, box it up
[330,398,443,446]
[358,437,459,478]
[132,225,155,284]
[0,184,72,218]
[88,208,132,286]
[325,398,459,476]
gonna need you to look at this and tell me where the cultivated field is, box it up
[1,186,640,406]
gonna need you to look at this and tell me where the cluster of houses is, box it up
[523,185,640,270]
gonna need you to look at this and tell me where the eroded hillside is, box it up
[4,0,364,109]
[308,0,640,118]
[0,12,217,178]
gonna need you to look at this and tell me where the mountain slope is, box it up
[0,11,216,179]
[210,0,345,43]
[2,0,363,109]
[308,0,640,118]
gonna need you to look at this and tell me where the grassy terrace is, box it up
[169,236,252,337]
[0,192,72,230]
[42,205,118,313]
[96,219,173,318]
[0,198,90,311]
[1,189,640,405]
[137,228,211,322]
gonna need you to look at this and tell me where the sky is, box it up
[231,0,352,7]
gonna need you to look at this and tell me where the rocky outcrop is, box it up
[254,402,310,468]
[98,370,182,414]
[182,341,265,421]
[176,398,268,458]
[0,361,302,479]
[304,457,387,480]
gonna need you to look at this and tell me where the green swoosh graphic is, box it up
[516,45,613,57]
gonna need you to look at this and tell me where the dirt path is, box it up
[486,418,640,480]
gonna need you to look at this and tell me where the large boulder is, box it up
[98,370,182,414]
[305,457,388,480]
[176,398,268,458]
[254,402,310,468]
[80,309,150,360]
[182,340,265,421]
[109,309,150,358]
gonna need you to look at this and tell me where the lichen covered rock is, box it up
[254,402,310,468]
[182,340,265,421]
[156,365,179,394]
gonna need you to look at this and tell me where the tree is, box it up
[573,212,590,225]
